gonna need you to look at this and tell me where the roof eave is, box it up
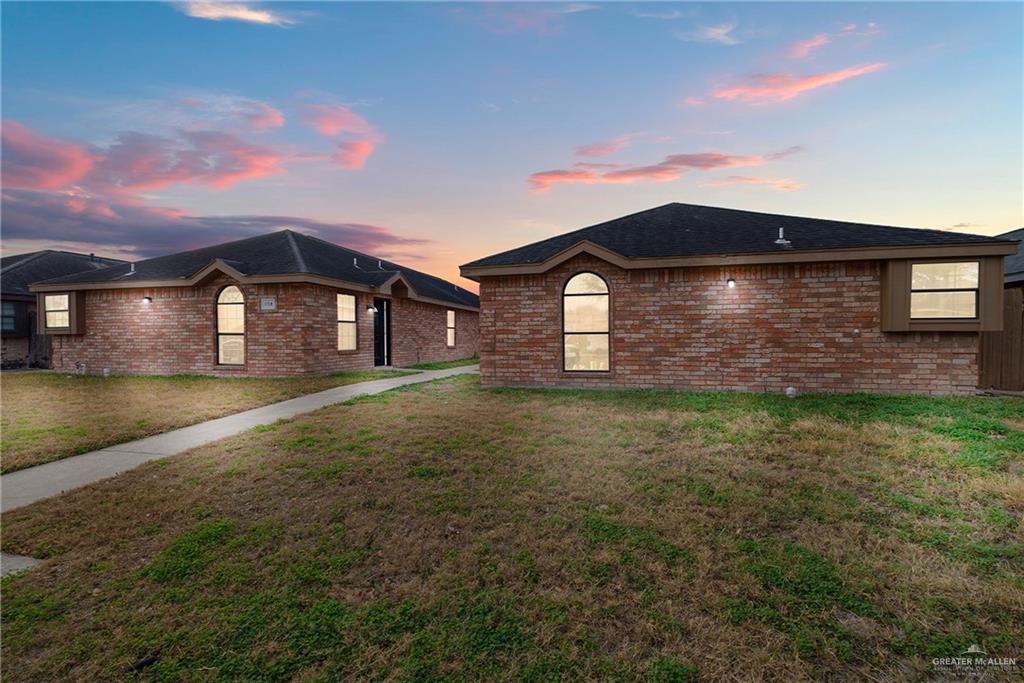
[460,239,1020,281]
[28,270,480,311]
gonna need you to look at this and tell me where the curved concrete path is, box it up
[2,365,477,515]
[1,365,479,575]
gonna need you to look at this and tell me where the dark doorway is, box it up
[373,298,391,366]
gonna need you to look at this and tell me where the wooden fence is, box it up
[979,286,1024,391]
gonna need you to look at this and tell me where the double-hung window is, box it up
[910,262,979,319]
[1,302,15,332]
[337,294,357,350]
[44,294,70,329]
[446,310,456,347]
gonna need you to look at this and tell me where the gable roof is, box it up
[1,250,127,299]
[461,203,1018,278]
[29,231,479,310]
[997,228,1024,283]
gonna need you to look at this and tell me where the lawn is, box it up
[404,356,479,370]
[0,369,412,473]
[2,376,1022,681]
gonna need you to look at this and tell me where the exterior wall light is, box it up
[726,278,736,288]
[142,296,153,303]
[367,305,378,314]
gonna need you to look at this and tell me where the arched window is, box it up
[217,285,245,365]
[563,272,609,372]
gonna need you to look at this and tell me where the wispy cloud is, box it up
[700,175,803,191]
[713,63,887,103]
[786,21,880,59]
[243,102,285,129]
[787,33,830,59]
[675,22,740,46]
[683,95,706,107]
[1,120,97,190]
[300,103,374,136]
[630,7,692,20]
[575,136,631,158]
[300,103,382,168]
[457,3,598,35]
[528,146,802,192]
[177,2,295,26]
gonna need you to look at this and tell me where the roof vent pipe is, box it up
[129,263,136,274]
[774,227,792,247]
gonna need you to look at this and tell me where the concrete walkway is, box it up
[1,365,478,514]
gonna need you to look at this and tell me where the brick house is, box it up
[1,250,126,368]
[29,231,478,376]
[461,203,1019,395]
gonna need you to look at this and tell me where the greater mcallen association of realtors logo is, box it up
[933,644,1019,677]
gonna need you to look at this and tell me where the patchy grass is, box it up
[404,356,479,370]
[1,376,1021,681]
[0,369,412,472]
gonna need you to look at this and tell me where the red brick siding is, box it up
[49,281,478,376]
[390,298,479,367]
[478,254,979,396]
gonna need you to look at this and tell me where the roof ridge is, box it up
[291,230,399,271]
[283,230,309,273]
[669,202,1014,242]
[461,204,678,268]
[1,250,51,275]
[291,231,473,296]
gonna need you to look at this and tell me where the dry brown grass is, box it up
[1,377,1021,681]
[0,369,411,472]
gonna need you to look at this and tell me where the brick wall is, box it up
[478,254,979,396]
[390,298,479,367]
[49,280,478,377]
[1,336,29,368]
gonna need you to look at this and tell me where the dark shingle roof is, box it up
[34,231,479,309]
[463,203,1017,268]
[1,250,127,298]
[997,228,1024,282]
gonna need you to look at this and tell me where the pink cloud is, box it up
[712,63,887,103]
[301,104,374,136]
[683,96,706,107]
[244,102,285,129]
[1,120,97,190]
[701,175,803,191]
[333,139,377,169]
[529,146,802,192]
[575,136,629,158]
[89,129,285,193]
[462,3,598,35]
[788,33,830,59]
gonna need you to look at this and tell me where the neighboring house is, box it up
[461,203,1019,396]
[979,228,1024,391]
[29,231,479,376]
[1,250,126,368]
[1000,227,1024,287]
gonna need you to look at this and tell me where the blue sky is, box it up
[2,2,1021,287]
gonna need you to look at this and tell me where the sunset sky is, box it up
[2,1,1021,290]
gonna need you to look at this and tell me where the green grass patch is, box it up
[725,537,875,659]
[404,356,479,370]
